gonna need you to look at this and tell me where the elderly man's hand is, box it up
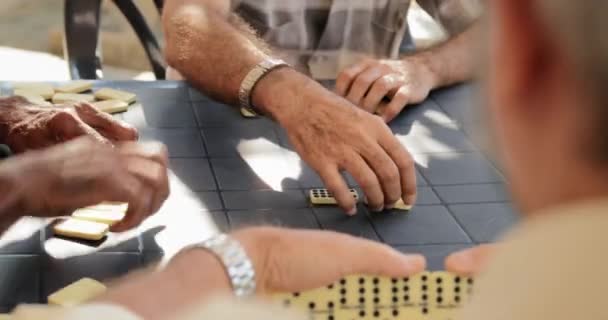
[0,96,138,153]
[232,227,426,293]
[257,69,417,214]
[335,58,438,123]
[0,137,169,232]
[444,244,497,276]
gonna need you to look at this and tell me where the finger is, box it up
[335,60,373,97]
[346,67,386,106]
[362,76,400,114]
[74,103,139,142]
[360,142,402,208]
[49,110,109,144]
[444,244,497,276]
[123,156,168,215]
[342,154,385,212]
[316,165,357,215]
[117,141,169,168]
[378,131,417,207]
[111,184,155,233]
[378,87,410,123]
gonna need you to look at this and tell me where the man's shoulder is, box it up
[461,200,608,320]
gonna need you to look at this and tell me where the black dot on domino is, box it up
[455,286,461,293]
[403,295,409,301]
[455,296,461,303]
[437,287,443,293]
[328,284,334,289]
[422,307,428,314]
[309,302,316,310]
[403,277,409,282]
[359,310,366,317]
[373,287,379,294]
[359,278,365,285]
[422,294,428,301]
[293,292,300,297]
[436,277,443,284]
[359,288,365,294]
[403,286,409,292]
[422,275,428,282]
[391,287,398,293]
[340,288,347,295]
[422,285,428,291]
[468,278,474,285]
[437,297,443,304]
[328,316,334,320]
[392,309,399,317]
[374,297,380,304]
[328,302,334,309]
[359,297,365,304]
[340,279,346,285]
[455,277,461,284]
[340,298,347,304]
[392,296,398,303]
[373,310,380,317]
[391,278,398,284]
[373,278,379,285]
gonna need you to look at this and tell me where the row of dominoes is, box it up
[53,202,128,241]
[273,272,474,320]
[308,188,412,211]
[11,82,136,114]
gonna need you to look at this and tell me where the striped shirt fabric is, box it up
[232,0,481,79]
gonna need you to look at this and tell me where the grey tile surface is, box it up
[0,256,40,306]
[0,80,516,308]
[418,153,503,185]
[449,203,519,243]
[435,183,509,204]
[212,157,298,190]
[138,128,206,158]
[313,205,379,241]
[369,205,471,245]
[203,122,280,157]
[42,253,141,298]
[397,244,474,271]
[222,190,308,210]
[169,158,217,191]
[228,209,318,230]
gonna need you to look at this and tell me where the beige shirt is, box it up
[461,199,608,320]
[231,0,481,79]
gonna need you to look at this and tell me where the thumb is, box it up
[444,244,497,276]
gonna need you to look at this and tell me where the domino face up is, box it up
[94,88,137,104]
[47,278,107,307]
[71,202,128,225]
[53,218,109,241]
[240,107,259,118]
[272,272,474,320]
[309,189,359,205]
[52,93,96,104]
[55,81,93,94]
[13,90,52,106]
[12,83,54,99]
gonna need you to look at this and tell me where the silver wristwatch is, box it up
[184,234,256,298]
[238,58,289,115]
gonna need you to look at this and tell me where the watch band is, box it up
[184,234,256,298]
[238,58,289,115]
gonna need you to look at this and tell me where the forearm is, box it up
[408,23,480,88]
[97,249,232,320]
[163,0,269,105]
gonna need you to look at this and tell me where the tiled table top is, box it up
[0,81,517,310]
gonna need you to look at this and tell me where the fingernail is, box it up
[402,254,426,273]
[448,251,475,271]
[347,207,357,216]
[385,203,395,210]
[371,206,384,213]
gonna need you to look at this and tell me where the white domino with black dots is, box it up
[309,188,359,205]
[273,272,474,320]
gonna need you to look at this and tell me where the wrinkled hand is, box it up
[272,73,417,214]
[0,137,170,232]
[232,227,426,293]
[336,58,438,122]
[0,96,138,153]
[444,244,497,276]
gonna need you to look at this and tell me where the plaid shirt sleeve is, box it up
[416,0,482,35]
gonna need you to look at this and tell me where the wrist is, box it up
[251,67,321,126]
[406,51,444,89]
[168,246,233,294]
